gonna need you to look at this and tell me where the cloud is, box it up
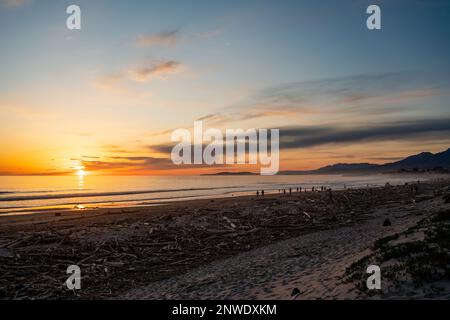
[0,170,72,176]
[129,61,181,82]
[193,105,307,126]
[94,29,184,90]
[279,118,450,149]
[95,61,182,90]
[110,156,168,162]
[148,144,175,155]
[81,154,226,173]
[82,156,171,172]
[136,30,180,47]
[196,71,445,126]
[142,70,449,168]
[101,145,137,154]
[147,118,450,155]
[251,72,441,115]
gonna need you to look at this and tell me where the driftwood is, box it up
[444,193,450,203]
[0,181,442,299]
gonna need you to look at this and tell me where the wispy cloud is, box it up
[192,71,446,127]
[136,29,180,47]
[82,156,170,172]
[95,60,182,91]
[195,105,307,125]
[81,154,225,173]
[0,170,72,176]
[279,118,450,149]
[129,61,181,82]
[244,72,441,117]
[147,118,450,156]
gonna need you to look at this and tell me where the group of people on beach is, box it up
[254,180,424,201]
[256,185,333,199]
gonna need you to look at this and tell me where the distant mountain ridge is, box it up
[381,148,450,170]
[314,163,380,173]
[282,147,450,174]
[202,171,257,176]
[205,147,450,175]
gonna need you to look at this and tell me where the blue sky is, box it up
[1,0,449,174]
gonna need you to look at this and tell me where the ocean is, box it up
[0,174,434,215]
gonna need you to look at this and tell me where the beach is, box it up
[0,178,449,299]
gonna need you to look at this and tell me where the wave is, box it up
[0,192,225,213]
[0,186,240,202]
[2,188,93,194]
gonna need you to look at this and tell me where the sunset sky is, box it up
[1,0,450,175]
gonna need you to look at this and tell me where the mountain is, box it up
[201,171,257,176]
[381,148,450,170]
[278,147,450,175]
[314,163,380,173]
[205,148,450,175]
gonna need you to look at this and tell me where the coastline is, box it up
[1,173,444,216]
[0,179,449,299]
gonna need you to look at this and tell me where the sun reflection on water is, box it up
[78,174,84,190]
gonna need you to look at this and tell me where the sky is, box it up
[0,0,450,175]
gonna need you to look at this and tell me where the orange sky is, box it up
[1,1,450,176]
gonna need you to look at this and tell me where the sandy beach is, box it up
[1,179,449,300]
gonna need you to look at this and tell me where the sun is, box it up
[74,165,87,176]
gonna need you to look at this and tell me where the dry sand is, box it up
[122,191,449,299]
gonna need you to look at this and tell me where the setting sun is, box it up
[76,169,86,176]
[74,165,86,176]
